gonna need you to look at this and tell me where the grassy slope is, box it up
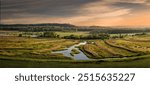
[0,54,150,68]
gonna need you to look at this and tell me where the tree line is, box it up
[0,24,150,34]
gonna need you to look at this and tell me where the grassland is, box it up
[106,35,150,54]
[0,31,150,68]
[80,35,150,59]
[56,31,89,37]
[70,49,80,56]
[0,54,150,68]
[0,36,79,60]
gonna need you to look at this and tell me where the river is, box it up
[52,42,91,60]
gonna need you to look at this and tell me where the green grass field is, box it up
[0,54,150,68]
[81,35,150,59]
[56,31,89,37]
[0,31,150,68]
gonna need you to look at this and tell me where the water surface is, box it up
[52,42,91,60]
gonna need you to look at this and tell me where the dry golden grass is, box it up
[0,36,79,60]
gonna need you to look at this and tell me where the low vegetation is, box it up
[70,49,80,56]
[0,28,150,68]
[0,54,150,68]
[80,35,150,59]
[0,36,79,60]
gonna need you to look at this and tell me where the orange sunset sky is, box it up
[1,0,150,26]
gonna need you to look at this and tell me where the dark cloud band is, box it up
[1,0,150,24]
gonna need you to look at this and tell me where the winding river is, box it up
[52,42,91,60]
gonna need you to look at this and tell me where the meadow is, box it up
[0,35,79,60]
[0,30,150,68]
[56,31,89,37]
[80,35,149,58]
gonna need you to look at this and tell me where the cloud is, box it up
[110,0,147,3]
[1,0,150,26]
[1,0,99,19]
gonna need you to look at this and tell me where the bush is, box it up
[18,34,22,37]
[42,32,59,38]
[85,33,110,40]
[63,33,110,40]
[64,34,79,39]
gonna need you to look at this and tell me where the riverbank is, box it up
[0,54,150,68]
[52,42,90,60]
[0,36,79,60]
[79,35,150,59]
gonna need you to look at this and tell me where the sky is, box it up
[1,0,150,26]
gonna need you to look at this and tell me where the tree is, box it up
[43,32,59,38]
[85,33,110,40]
[18,34,22,37]
[64,34,79,39]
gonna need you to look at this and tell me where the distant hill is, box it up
[0,23,150,33]
[0,23,76,27]
[0,23,77,32]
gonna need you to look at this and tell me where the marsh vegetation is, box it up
[0,24,150,67]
